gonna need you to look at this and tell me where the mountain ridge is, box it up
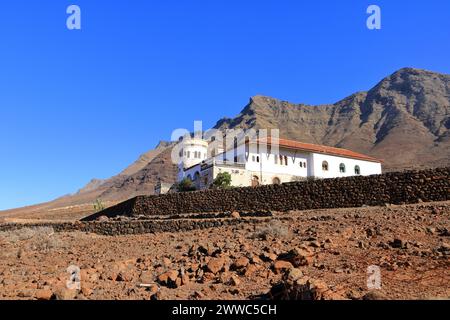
[1,67,449,220]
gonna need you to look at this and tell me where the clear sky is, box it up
[0,0,449,210]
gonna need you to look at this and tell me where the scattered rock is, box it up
[54,287,78,300]
[244,264,258,277]
[233,257,250,269]
[277,248,314,267]
[261,252,277,262]
[162,257,172,267]
[35,289,53,300]
[273,260,294,274]
[206,257,225,274]
[389,238,404,249]
[268,276,344,300]
[147,284,160,296]
[115,272,131,282]
[309,241,321,248]
[362,291,389,300]
[229,275,241,286]
[17,289,34,298]
[287,268,303,282]
[157,270,179,287]
[81,285,93,297]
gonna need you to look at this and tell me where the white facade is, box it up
[309,153,382,179]
[177,138,382,189]
[177,138,208,181]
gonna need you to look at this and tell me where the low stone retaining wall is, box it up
[0,217,276,236]
[84,167,450,220]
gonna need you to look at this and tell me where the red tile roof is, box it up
[254,137,382,163]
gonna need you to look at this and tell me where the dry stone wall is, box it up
[0,217,274,236]
[85,167,450,220]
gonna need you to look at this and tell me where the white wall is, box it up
[310,153,382,179]
[178,142,382,188]
[244,148,311,180]
[180,140,208,170]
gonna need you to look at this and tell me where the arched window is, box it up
[299,161,303,168]
[272,177,281,185]
[284,156,288,166]
[354,165,361,175]
[339,163,346,173]
[322,161,329,171]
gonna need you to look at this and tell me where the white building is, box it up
[177,136,382,190]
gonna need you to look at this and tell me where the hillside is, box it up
[215,68,450,170]
[1,67,449,220]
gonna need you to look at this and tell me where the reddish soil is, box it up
[0,201,449,300]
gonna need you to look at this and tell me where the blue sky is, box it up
[0,0,449,210]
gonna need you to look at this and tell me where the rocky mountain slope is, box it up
[1,67,448,220]
[215,68,450,171]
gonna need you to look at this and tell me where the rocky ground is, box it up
[0,201,449,300]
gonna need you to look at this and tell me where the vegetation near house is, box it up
[176,178,197,192]
[93,199,105,212]
[212,172,232,189]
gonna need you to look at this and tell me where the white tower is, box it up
[179,137,208,170]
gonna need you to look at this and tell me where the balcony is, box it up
[201,158,246,170]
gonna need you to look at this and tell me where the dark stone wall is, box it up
[0,217,274,236]
[84,167,450,220]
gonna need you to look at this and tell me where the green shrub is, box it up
[177,178,197,192]
[212,172,232,189]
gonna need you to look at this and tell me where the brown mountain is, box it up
[1,67,449,220]
[215,67,450,170]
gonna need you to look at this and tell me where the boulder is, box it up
[157,270,179,287]
[268,276,344,300]
[277,247,314,267]
[206,257,225,274]
[273,260,294,274]
[35,289,53,300]
[233,257,250,269]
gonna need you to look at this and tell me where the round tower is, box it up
[180,137,208,169]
